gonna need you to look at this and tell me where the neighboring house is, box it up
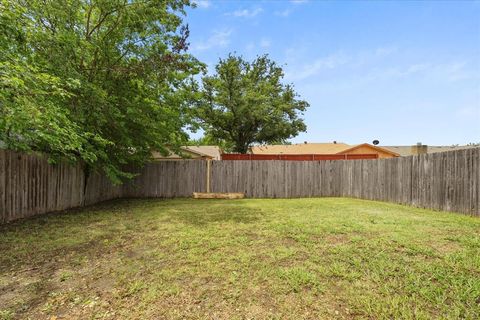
[152,146,222,161]
[382,143,479,156]
[250,142,399,159]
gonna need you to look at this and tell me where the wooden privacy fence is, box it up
[1,147,479,223]
[125,147,480,216]
[0,150,122,223]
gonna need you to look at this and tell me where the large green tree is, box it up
[196,54,309,153]
[0,0,202,182]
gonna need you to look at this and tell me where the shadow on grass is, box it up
[86,198,265,226]
[161,200,264,226]
[0,199,263,267]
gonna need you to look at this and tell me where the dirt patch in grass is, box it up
[430,239,464,255]
[323,233,351,245]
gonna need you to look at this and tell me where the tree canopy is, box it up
[195,54,309,153]
[0,0,202,182]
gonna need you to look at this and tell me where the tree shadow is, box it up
[162,200,264,226]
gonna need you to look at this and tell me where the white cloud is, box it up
[349,45,398,67]
[457,106,480,119]
[373,46,398,57]
[290,0,308,4]
[366,61,477,82]
[228,7,263,18]
[275,9,291,17]
[286,52,350,81]
[260,38,271,48]
[192,29,232,51]
[284,45,479,89]
[284,46,431,82]
[400,63,430,76]
[433,61,472,82]
[245,38,272,54]
[193,0,211,9]
[374,63,430,78]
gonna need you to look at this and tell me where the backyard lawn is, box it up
[0,198,479,320]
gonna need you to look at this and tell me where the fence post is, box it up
[206,159,211,193]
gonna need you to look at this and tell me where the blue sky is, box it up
[185,0,480,146]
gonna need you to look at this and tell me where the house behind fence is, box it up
[0,147,479,223]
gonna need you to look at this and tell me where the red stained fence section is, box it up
[221,153,379,161]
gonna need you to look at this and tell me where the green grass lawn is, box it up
[0,198,479,320]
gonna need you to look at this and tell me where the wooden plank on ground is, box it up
[193,192,245,199]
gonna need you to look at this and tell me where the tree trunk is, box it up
[82,164,91,206]
[233,144,249,154]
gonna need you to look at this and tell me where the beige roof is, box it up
[151,149,201,160]
[251,143,351,155]
[182,146,222,160]
[152,145,222,160]
[382,145,478,156]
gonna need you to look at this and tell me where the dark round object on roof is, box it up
[372,140,379,145]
